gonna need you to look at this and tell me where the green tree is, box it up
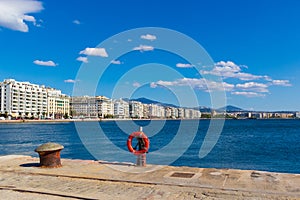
[4,111,8,119]
[64,113,69,119]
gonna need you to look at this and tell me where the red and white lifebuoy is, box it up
[127,131,149,155]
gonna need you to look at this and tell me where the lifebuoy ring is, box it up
[127,131,149,155]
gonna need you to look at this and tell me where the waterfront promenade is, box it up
[0,155,299,199]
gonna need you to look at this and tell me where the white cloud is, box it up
[79,47,108,57]
[0,0,43,32]
[150,82,157,88]
[133,45,154,52]
[141,34,157,41]
[76,56,88,63]
[133,82,141,87]
[201,61,267,81]
[176,63,193,68]
[231,91,266,97]
[33,60,57,67]
[236,82,269,93]
[233,72,265,81]
[73,19,81,25]
[111,60,121,64]
[151,60,292,99]
[271,80,291,86]
[64,79,76,83]
[151,78,234,92]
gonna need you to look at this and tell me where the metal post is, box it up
[136,153,146,167]
[136,126,146,167]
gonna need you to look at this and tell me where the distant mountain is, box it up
[130,97,179,108]
[217,105,245,112]
[126,98,245,113]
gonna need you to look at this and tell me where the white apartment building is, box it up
[185,109,201,119]
[142,104,150,119]
[70,96,114,118]
[165,106,178,119]
[113,99,129,118]
[70,96,99,118]
[165,107,172,118]
[129,101,143,118]
[149,104,165,118]
[177,108,184,118]
[194,109,202,118]
[184,108,191,119]
[47,88,70,119]
[172,107,179,118]
[0,79,47,118]
[98,97,114,118]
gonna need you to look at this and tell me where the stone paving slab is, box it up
[0,155,300,199]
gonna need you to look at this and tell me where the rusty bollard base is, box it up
[35,142,64,168]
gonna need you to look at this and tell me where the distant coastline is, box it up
[0,117,299,124]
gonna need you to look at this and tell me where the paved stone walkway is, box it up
[0,155,299,199]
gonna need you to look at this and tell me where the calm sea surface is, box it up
[0,119,299,174]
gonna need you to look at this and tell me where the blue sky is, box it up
[0,0,300,111]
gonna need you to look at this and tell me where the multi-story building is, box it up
[165,107,172,118]
[70,96,99,118]
[274,113,294,118]
[0,79,47,118]
[184,108,191,118]
[47,88,70,119]
[129,101,143,118]
[142,103,150,119]
[149,104,165,118]
[97,96,114,118]
[177,108,184,118]
[183,108,201,119]
[70,95,114,119]
[194,109,202,118]
[113,99,129,118]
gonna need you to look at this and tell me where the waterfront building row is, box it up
[70,97,202,119]
[0,79,201,119]
[221,111,296,119]
[2,79,299,120]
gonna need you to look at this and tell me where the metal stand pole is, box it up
[136,153,146,167]
[136,126,146,167]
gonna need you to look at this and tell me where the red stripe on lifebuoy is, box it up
[127,131,149,155]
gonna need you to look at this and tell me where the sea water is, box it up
[0,119,299,173]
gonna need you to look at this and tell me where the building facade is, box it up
[47,88,70,119]
[70,96,99,118]
[113,99,129,118]
[149,104,165,118]
[97,96,114,118]
[0,79,47,118]
[0,79,203,120]
[129,101,144,118]
[70,96,114,119]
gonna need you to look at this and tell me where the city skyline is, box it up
[0,78,203,120]
[1,0,300,111]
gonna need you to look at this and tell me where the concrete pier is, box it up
[0,155,299,199]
